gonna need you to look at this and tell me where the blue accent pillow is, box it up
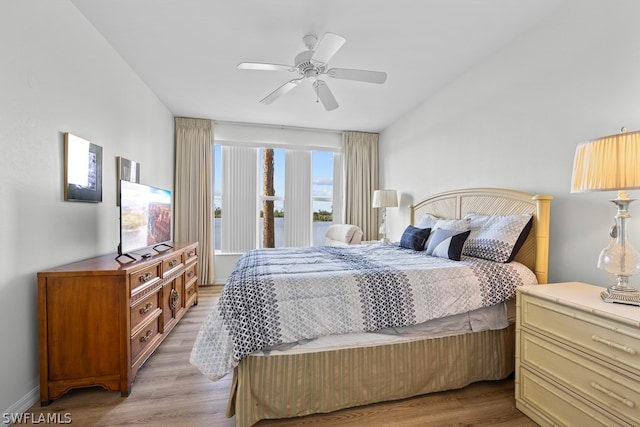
[400,226,431,251]
[425,228,471,261]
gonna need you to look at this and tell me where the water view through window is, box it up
[214,145,335,251]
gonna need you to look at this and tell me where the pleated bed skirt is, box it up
[227,324,515,427]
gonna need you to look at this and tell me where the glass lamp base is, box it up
[601,286,640,306]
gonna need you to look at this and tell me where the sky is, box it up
[213,145,334,213]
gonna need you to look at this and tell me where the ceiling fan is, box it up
[238,33,387,111]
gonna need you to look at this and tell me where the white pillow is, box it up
[325,224,362,245]
[417,214,470,249]
[425,228,471,261]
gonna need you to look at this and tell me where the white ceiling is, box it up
[70,0,561,133]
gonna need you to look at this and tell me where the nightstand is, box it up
[515,282,640,426]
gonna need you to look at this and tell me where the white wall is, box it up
[380,0,640,286]
[0,0,174,414]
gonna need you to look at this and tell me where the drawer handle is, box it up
[139,330,153,343]
[592,335,637,355]
[168,259,178,268]
[188,287,195,296]
[139,272,153,283]
[170,288,180,310]
[187,270,194,278]
[591,382,635,408]
[188,251,195,257]
[139,302,153,315]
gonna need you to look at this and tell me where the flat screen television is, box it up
[118,180,172,261]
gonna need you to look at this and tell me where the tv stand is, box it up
[153,242,173,252]
[38,241,199,405]
[115,252,137,263]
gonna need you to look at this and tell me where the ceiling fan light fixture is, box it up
[304,69,319,78]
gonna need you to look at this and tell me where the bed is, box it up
[191,187,552,427]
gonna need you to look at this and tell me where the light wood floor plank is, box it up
[20,286,536,426]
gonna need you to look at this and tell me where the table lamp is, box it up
[372,189,398,243]
[571,128,640,305]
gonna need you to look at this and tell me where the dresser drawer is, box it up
[130,263,161,295]
[184,263,197,284]
[131,317,160,363]
[521,331,640,425]
[161,253,183,277]
[518,365,630,427]
[520,293,640,373]
[130,291,160,332]
[183,245,198,264]
[184,276,197,306]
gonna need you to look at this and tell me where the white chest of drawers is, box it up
[516,282,640,427]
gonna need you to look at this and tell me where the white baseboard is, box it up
[2,386,39,425]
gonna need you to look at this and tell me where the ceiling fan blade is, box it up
[313,80,339,111]
[311,33,346,64]
[238,62,293,72]
[326,68,387,84]
[260,79,303,104]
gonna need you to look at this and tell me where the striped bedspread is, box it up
[190,244,537,381]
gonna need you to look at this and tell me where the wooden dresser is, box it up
[516,282,640,426]
[38,242,199,405]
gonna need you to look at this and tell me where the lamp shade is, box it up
[571,130,640,193]
[372,189,398,208]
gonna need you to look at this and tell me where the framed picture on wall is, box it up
[116,156,140,205]
[64,133,103,202]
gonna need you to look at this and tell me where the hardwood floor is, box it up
[22,286,536,426]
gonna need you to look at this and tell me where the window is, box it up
[312,151,335,246]
[214,145,222,251]
[214,144,337,252]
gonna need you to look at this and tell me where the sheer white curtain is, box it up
[284,150,312,246]
[221,146,258,252]
[174,117,215,285]
[342,131,379,241]
[332,151,343,227]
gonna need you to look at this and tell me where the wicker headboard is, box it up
[410,188,552,284]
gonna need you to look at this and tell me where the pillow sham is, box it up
[399,226,431,251]
[417,213,469,231]
[417,214,470,249]
[425,228,471,261]
[462,213,533,263]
